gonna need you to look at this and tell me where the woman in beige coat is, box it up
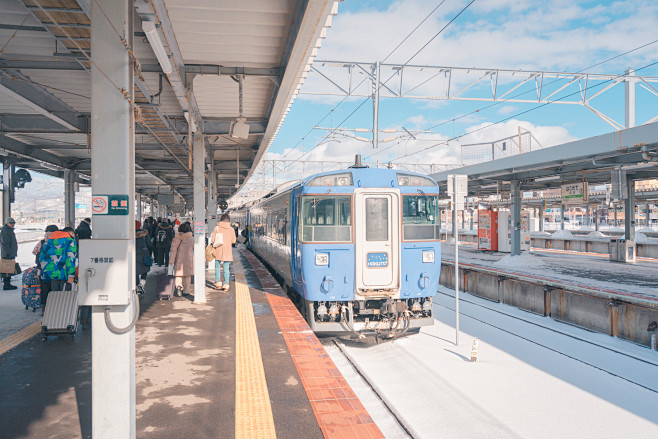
[211,214,237,290]
[169,222,194,296]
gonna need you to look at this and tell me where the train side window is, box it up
[402,195,440,240]
[301,196,352,242]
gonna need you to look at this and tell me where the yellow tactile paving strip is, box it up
[234,272,277,439]
[0,321,41,356]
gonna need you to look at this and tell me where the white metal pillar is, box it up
[625,68,635,129]
[625,176,635,241]
[135,192,142,222]
[193,133,207,304]
[149,198,155,218]
[645,203,650,227]
[561,204,566,230]
[510,180,521,256]
[90,0,136,437]
[372,61,380,148]
[539,204,544,232]
[595,204,600,232]
[64,169,76,229]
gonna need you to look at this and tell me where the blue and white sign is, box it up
[75,203,88,209]
[366,252,388,268]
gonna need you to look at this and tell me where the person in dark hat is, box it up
[0,217,18,290]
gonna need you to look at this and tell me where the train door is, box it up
[354,189,400,292]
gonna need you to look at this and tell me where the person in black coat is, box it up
[135,220,152,290]
[154,222,174,266]
[75,218,92,242]
[0,217,18,290]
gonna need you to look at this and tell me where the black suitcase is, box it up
[41,288,79,339]
[156,274,175,300]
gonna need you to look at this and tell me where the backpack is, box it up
[156,229,167,246]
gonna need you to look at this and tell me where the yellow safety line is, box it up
[234,271,277,439]
[0,321,41,356]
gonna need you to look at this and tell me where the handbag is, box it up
[167,265,174,276]
[205,244,215,262]
[213,228,224,248]
[0,258,15,274]
[143,253,153,267]
[14,263,21,275]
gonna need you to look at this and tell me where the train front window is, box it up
[300,196,351,242]
[402,195,440,240]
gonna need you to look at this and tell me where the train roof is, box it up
[249,166,440,208]
[299,167,439,191]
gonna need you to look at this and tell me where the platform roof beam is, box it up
[0,70,81,131]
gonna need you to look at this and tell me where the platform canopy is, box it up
[431,122,658,196]
[0,0,338,204]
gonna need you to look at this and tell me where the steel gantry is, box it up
[304,61,658,131]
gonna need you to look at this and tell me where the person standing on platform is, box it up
[0,217,18,290]
[135,220,152,293]
[39,227,77,292]
[155,220,174,266]
[75,217,92,242]
[169,222,194,296]
[211,214,236,291]
[32,224,58,312]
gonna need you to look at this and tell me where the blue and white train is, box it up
[239,157,441,339]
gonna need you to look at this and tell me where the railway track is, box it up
[322,339,416,439]
[435,289,658,394]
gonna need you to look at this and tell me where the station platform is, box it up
[442,240,658,300]
[0,249,383,439]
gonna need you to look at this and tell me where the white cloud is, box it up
[300,0,658,101]
[497,105,517,115]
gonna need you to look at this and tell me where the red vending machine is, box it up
[478,210,498,251]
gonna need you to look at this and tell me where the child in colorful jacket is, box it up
[39,228,78,292]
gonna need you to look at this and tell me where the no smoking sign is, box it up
[91,195,129,216]
[92,196,108,215]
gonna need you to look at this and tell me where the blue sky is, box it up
[248,0,658,191]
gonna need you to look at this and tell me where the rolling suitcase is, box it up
[156,274,175,300]
[21,266,41,312]
[41,287,79,339]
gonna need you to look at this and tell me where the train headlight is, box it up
[315,253,329,266]
[422,251,434,263]
[423,299,432,311]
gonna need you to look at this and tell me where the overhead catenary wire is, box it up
[276,0,452,164]
[393,60,658,162]
[419,38,658,135]
[280,0,476,174]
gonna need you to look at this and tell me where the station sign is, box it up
[75,203,88,209]
[447,174,468,210]
[561,182,588,204]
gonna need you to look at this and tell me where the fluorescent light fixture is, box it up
[535,175,561,182]
[142,21,172,75]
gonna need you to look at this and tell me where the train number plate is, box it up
[366,252,388,268]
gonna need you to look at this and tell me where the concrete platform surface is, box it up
[0,250,381,438]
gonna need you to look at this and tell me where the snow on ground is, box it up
[551,229,574,239]
[443,244,658,298]
[327,286,658,439]
[0,241,42,339]
[323,341,411,439]
[587,230,608,238]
